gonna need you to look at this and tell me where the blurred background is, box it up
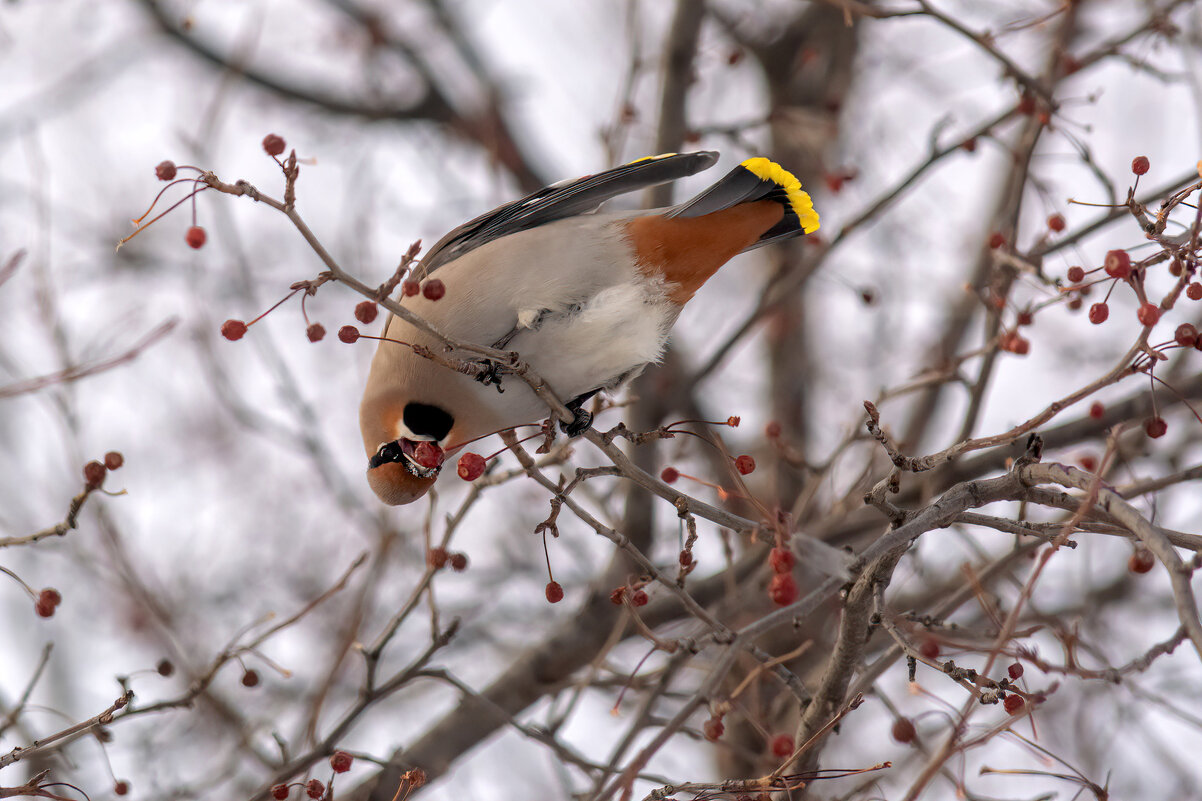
[2,1,1202,799]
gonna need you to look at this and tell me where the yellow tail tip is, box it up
[740,157,820,234]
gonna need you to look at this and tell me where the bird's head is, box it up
[362,399,456,505]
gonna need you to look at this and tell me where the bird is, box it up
[359,151,819,505]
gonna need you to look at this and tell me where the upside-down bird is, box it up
[359,152,819,505]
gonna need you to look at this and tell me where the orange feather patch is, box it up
[625,200,784,304]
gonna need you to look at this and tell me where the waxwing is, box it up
[360,152,819,505]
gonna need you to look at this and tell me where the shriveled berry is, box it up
[241,669,260,687]
[726,415,741,427]
[262,134,286,156]
[422,279,446,301]
[1047,213,1066,232]
[679,550,693,567]
[769,733,794,759]
[703,716,725,741]
[545,581,564,603]
[1145,417,1167,438]
[114,781,130,796]
[330,750,353,773]
[338,325,359,343]
[1088,303,1109,324]
[1175,323,1198,347]
[456,452,486,481]
[155,160,177,181]
[83,460,106,489]
[306,323,326,342]
[1078,455,1097,472]
[427,547,449,570]
[271,785,289,800]
[1131,155,1150,175]
[1137,303,1160,327]
[401,280,420,297]
[631,589,649,607]
[1188,283,1202,301]
[403,769,427,788]
[354,300,379,324]
[1067,265,1085,284]
[450,552,468,572]
[157,658,174,677]
[104,451,124,470]
[1067,297,1083,311]
[1089,401,1105,419]
[768,572,798,606]
[660,467,679,484]
[919,638,940,660]
[39,588,61,607]
[1129,548,1155,574]
[185,225,206,249]
[412,441,444,469]
[768,546,795,574]
[1017,93,1036,115]
[1003,694,1025,715]
[610,586,626,605]
[1104,249,1131,279]
[306,779,324,799]
[1016,310,1033,326]
[988,232,1006,249]
[961,137,977,152]
[1011,335,1030,355]
[221,319,247,340]
[891,717,916,744]
[35,598,55,618]
[735,455,756,475]
[1007,662,1024,680]
[765,420,782,438]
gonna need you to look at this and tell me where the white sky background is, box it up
[1,0,1201,799]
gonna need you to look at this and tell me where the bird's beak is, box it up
[366,438,444,505]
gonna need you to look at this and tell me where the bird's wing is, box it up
[419,151,719,273]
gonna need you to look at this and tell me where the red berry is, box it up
[735,454,756,475]
[427,547,449,570]
[155,160,177,181]
[262,134,286,157]
[456,452,486,480]
[891,717,916,744]
[450,553,468,572]
[185,225,206,249]
[104,451,124,470]
[114,781,130,796]
[609,586,626,605]
[631,589,649,607]
[1174,323,1198,347]
[988,232,1006,249]
[1131,155,1150,175]
[1145,417,1167,438]
[1088,303,1109,324]
[768,572,798,606]
[1047,213,1066,232]
[422,279,446,301]
[1188,283,1202,301]
[1129,548,1155,574]
[306,323,326,342]
[1007,662,1024,680]
[354,300,379,324]
[241,669,259,687]
[157,659,174,677]
[1003,694,1025,715]
[1089,401,1104,419]
[39,588,61,607]
[679,550,693,567]
[660,467,679,484]
[271,785,289,800]
[1067,297,1083,310]
[919,638,940,660]
[824,174,845,193]
[401,280,420,297]
[769,733,794,759]
[330,751,353,773]
[545,581,564,603]
[1067,266,1085,283]
[1104,249,1131,279]
[412,441,444,469]
[960,137,977,152]
[221,319,247,340]
[703,716,725,741]
[1078,455,1097,472]
[765,420,782,438]
[1137,303,1160,327]
[337,325,360,343]
[306,779,324,800]
[1016,310,1034,326]
[83,460,106,489]
[35,599,55,618]
[1011,335,1030,356]
[768,547,795,574]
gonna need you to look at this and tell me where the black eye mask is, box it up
[369,441,405,469]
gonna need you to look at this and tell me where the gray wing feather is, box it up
[419,151,719,273]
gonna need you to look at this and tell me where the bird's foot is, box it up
[560,406,593,437]
[474,360,506,393]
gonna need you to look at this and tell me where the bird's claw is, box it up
[474,360,506,393]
